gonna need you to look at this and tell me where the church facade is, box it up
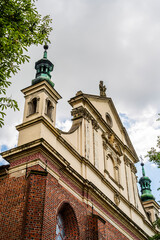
[0,46,159,240]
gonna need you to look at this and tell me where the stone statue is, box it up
[99,81,106,97]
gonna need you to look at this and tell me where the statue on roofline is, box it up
[99,80,106,97]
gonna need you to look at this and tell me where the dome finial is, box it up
[140,155,145,176]
[43,44,49,59]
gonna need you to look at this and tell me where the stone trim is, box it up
[27,169,48,178]
[71,106,99,131]
[102,132,123,158]
[124,155,131,166]
[92,214,106,224]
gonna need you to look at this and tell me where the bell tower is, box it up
[139,161,160,223]
[17,45,61,146]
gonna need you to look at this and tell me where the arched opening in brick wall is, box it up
[56,202,79,240]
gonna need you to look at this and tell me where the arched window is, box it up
[45,99,54,121]
[32,98,37,114]
[28,97,38,116]
[107,154,115,180]
[47,100,53,119]
[56,213,66,240]
[56,203,79,240]
[146,211,151,221]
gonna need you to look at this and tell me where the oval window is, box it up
[106,113,113,127]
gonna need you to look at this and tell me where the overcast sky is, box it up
[1,0,160,200]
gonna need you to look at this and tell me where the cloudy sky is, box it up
[1,0,160,200]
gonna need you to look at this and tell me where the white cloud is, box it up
[56,119,72,132]
[121,106,159,158]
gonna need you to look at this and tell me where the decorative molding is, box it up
[102,132,123,158]
[114,166,119,171]
[124,155,137,174]
[115,144,123,156]
[71,106,90,121]
[27,169,48,178]
[71,106,99,130]
[130,164,137,174]
[85,122,90,160]
[104,169,109,175]
[114,192,121,206]
[108,133,115,146]
[93,129,99,169]
[117,157,121,165]
[124,155,130,167]
[92,119,99,131]
[104,169,123,190]
[103,141,108,150]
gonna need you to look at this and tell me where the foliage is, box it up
[0,0,52,127]
[148,218,160,240]
[147,138,160,169]
[147,117,160,239]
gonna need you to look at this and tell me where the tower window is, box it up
[146,211,151,221]
[32,98,37,114]
[45,99,54,121]
[28,97,38,116]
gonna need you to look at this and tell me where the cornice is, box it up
[143,200,160,210]
[16,116,60,137]
[71,106,99,131]
[21,80,62,101]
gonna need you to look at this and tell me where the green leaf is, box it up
[0,0,52,127]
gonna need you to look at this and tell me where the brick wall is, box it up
[42,172,129,240]
[22,170,48,240]
[0,164,135,240]
[0,175,26,240]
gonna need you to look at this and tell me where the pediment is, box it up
[69,92,138,161]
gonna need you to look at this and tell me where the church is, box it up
[0,45,159,240]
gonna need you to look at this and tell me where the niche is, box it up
[106,153,120,184]
[45,99,54,121]
[28,97,39,116]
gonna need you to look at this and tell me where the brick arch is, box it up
[56,202,79,239]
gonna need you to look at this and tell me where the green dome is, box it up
[140,176,150,181]
[32,45,54,88]
[139,163,155,202]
